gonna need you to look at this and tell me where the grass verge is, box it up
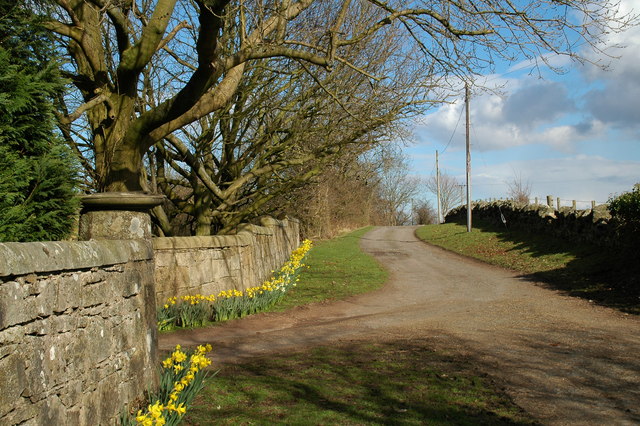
[183,227,535,425]
[416,220,639,314]
[185,339,535,425]
[157,228,381,332]
[269,226,387,311]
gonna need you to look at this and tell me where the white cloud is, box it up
[577,0,640,131]
[473,155,639,206]
[417,78,603,152]
[411,0,640,210]
[502,82,575,127]
[533,120,607,152]
[505,52,574,76]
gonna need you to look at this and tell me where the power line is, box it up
[440,103,464,155]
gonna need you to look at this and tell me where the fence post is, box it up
[556,197,561,210]
[546,195,553,207]
[535,197,539,206]
[591,200,596,210]
[572,200,577,211]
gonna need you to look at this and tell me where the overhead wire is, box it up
[440,103,465,155]
[433,38,605,206]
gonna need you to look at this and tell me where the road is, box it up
[160,226,640,425]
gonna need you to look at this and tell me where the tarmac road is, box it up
[160,226,640,425]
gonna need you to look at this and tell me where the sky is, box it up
[407,0,640,210]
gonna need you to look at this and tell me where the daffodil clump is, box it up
[121,344,215,426]
[157,239,312,330]
[157,294,216,330]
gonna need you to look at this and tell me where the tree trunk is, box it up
[194,187,213,236]
[96,94,141,192]
[103,140,145,192]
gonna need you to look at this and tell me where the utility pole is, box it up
[465,82,472,232]
[436,150,442,223]
[456,184,465,207]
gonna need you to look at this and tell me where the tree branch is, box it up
[117,0,179,81]
[59,92,110,124]
[164,134,226,201]
[86,0,131,54]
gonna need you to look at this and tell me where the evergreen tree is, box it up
[0,1,79,242]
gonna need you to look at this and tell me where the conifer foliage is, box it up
[0,1,78,242]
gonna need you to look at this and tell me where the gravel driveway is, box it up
[160,226,640,425]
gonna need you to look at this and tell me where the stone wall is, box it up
[0,216,301,425]
[0,240,158,425]
[446,201,615,246]
[153,217,300,302]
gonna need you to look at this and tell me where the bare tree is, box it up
[426,173,464,218]
[38,0,633,194]
[507,172,532,204]
[374,150,421,226]
[151,21,429,234]
[271,156,380,238]
[412,200,437,225]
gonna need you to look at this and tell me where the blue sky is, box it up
[408,0,640,210]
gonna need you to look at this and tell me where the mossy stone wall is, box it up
[446,201,615,246]
[0,240,158,425]
[0,216,301,425]
[153,217,300,302]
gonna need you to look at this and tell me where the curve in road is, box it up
[160,226,640,425]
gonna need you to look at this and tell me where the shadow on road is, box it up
[186,331,640,425]
[187,337,537,425]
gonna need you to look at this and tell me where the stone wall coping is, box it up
[237,223,273,235]
[259,216,299,226]
[0,239,153,277]
[154,217,294,251]
[153,233,255,250]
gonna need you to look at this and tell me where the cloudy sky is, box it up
[408,0,640,210]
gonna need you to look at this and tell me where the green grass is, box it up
[182,227,536,425]
[416,220,640,314]
[185,339,535,425]
[157,230,379,331]
[270,227,388,311]
[415,221,576,274]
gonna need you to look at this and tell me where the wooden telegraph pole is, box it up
[465,83,472,232]
[436,150,442,223]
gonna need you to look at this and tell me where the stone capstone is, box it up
[79,210,152,240]
[78,192,164,240]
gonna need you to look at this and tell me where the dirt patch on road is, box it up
[161,226,640,425]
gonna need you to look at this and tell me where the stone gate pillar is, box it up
[78,192,165,240]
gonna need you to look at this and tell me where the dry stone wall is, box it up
[0,216,301,425]
[153,217,300,302]
[446,201,616,246]
[0,240,158,425]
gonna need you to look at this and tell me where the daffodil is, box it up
[175,403,187,415]
[135,410,149,423]
[171,349,187,363]
[148,402,164,418]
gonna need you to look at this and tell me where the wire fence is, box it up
[533,196,606,211]
[480,196,607,211]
